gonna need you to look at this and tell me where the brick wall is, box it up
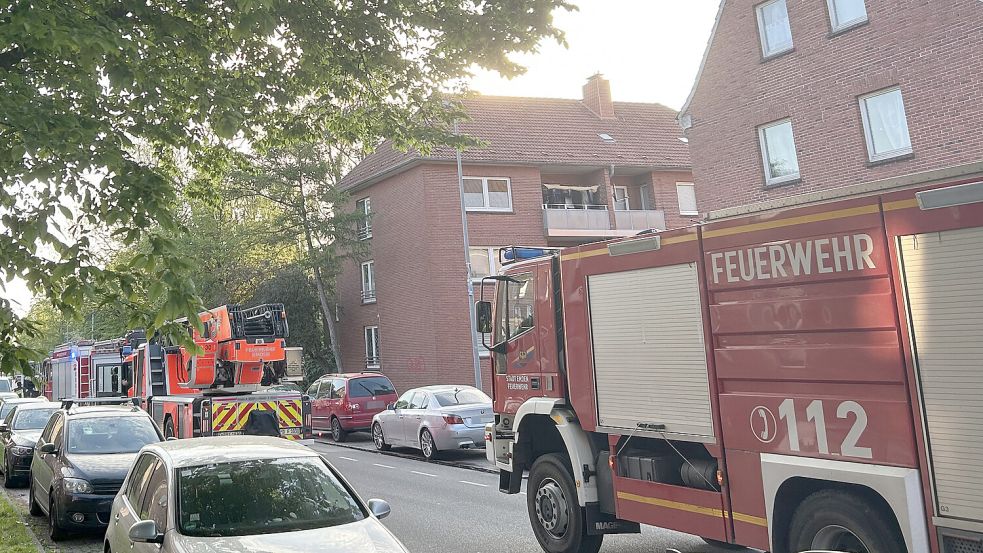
[685,0,983,211]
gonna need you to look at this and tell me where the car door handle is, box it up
[114,513,121,521]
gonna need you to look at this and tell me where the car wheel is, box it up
[788,489,904,553]
[2,459,12,488]
[164,417,176,439]
[331,417,347,442]
[527,454,603,553]
[420,429,439,461]
[49,496,67,542]
[28,478,42,516]
[372,423,391,451]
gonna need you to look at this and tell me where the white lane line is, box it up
[411,470,437,477]
[459,480,489,488]
[338,456,358,462]
[373,463,396,469]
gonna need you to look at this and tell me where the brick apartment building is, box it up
[680,0,983,211]
[336,75,692,393]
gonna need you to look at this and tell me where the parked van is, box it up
[307,373,397,441]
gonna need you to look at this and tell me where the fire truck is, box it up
[478,175,983,553]
[44,341,94,400]
[128,303,311,440]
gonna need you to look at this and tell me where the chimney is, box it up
[582,73,616,119]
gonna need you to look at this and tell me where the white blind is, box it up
[676,183,698,215]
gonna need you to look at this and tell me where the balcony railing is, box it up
[361,288,377,303]
[365,357,381,370]
[357,222,372,240]
[542,204,665,237]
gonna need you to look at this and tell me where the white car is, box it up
[104,435,407,553]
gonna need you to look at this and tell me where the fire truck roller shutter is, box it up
[587,262,714,440]
[900,226,983,524]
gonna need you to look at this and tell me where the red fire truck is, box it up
[44,341,94,400]
[129,303,311,440]
[478,175,983,553]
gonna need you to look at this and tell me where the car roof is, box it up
[62,406,152,419]
[143,435,318,468]
[412,385,482,392]
[2,397,47,404]
[323,372,392,380]
[10,401,58,410]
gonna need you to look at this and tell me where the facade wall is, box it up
[685,0,983,211]
[649,170,701,230]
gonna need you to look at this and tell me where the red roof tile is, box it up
[340,95,691,190]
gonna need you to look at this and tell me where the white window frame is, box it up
[364,326,380,369]
[758,119,801,186]
[613,186,630,211]
[755,0,794,58]
[463,177,513,212]
[826,0,868,32]
[469,247,501,282]
[675,182,699,216]
[360,260,376,303]
[356,197,371,240]
[859,87,913,163]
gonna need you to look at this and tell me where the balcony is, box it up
[361,288,377,304]
[543,204,666,239]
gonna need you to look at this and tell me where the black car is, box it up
[29,400,163,541]
[0,401,59,487]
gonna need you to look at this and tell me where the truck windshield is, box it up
[177,456,365,537]
[494,272,536,346]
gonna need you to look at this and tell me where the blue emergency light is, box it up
[122,345,132,355]
[500,247,559,264]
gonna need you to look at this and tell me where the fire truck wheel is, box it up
[527,453,603,553]
[331,417,347,442]
[372,423,391,451]
[788,489,904,553]
[164,417,175,439]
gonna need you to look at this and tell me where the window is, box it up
[469,247,502,280]
[126,454,158,508]
[463,177,512,212]
[860,88,912,162]
[141,461,169,531]
[756,0,793,58]
[613,186,629,211]
[360,260,376,303]
[306,381,320,397]
[676,183,699,216]
[758,119,801,186]
[356,198,371,240]
[827,0,867,32]
[67,416,161,454]
[432,388,491,407]
[394,391,413,409]
[408,393,428,410]
[330,379,346,399]
[364,326,380,369]
[494,272,536,346]
[348,376,395,398]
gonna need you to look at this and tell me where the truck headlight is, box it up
[10,445,32,456]
[62,478,94,494]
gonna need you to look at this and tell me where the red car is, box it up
[307,373,398,442]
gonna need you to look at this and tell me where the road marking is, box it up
[338,456,358,462]
[373,463,396,469]
[459,480,489,488]
[411,470,437,477]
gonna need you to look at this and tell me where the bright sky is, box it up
[469,0,719,109]
[2,1,719,318]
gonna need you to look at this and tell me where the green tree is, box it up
[1,0,573,373]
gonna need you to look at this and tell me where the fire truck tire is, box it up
[164,417,175,439]
[787,489,904,553]
[28,480,42,516]
[331,417,347,442]
[527,453,603,553]
[372,423,391,451]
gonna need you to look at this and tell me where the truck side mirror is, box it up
[475,301,493,335]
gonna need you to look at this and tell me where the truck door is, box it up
[493,268,544,414]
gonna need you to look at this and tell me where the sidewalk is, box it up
[0,486,43,553]
[0,484,102,553]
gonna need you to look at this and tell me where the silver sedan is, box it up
[371,385,493,460]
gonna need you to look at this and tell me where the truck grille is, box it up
[943,534,983,553]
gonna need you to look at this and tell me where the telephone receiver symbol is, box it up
[758,408,770,441]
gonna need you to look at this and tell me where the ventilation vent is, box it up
[943,533,983,553]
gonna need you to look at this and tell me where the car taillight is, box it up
[443,414,464,425]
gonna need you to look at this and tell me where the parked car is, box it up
[29,400,164,541]
[104,435,407,553]
[0,376,18,401]
[308,373,398,442]
[0,396,47,420]
[0,401,59,487]
[372,385,493,460]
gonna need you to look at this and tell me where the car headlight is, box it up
[9,445,32,456]
[62,478,94,494]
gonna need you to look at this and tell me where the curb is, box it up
[0,487,45,553]
[313,438,499,475]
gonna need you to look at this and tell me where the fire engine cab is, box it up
[478,176,983,553]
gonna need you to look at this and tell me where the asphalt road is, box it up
[308,441,735,553]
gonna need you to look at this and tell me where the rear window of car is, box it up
[177,456,365,537]
[432,389,491,407]
[347,377,395,398]
[13,407,58,430]
[67,416,161,454]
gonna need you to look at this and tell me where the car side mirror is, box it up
[38,442,57,455]
[0,423,8,433]
[367,498,391,520]
[386,403,395,411]
[128,519,164,544]
[475,301,493,334]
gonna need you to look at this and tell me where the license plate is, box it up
[281,427,302,435]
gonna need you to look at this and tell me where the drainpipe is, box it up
[454,119,483,390]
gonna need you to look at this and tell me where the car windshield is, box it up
[0,380,11,393]
[13,408,58,430]
[348,377,395,398]
[67,416,160,454]
[177,456,365,537]
[432,388,491,407]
